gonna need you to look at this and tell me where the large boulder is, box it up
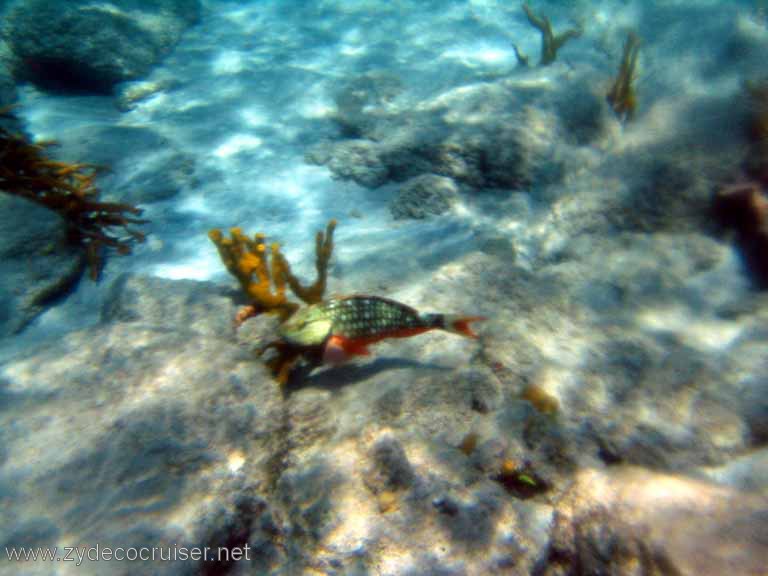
[5,0,201,92]
[536,467,768,576]
[0,196,85,338]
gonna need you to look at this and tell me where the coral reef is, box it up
[0,108,147,279]
[607,31,641,122]
[209,220,336,383]
[521,3,582,66]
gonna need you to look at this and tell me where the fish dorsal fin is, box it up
[336,294,421,315]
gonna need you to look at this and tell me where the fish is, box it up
[278,295,485,365]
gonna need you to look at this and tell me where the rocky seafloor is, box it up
[1,0,768,575]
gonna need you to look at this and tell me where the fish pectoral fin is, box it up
[322,336,372,365]
[323,336,349,365]
[341,337,371,356]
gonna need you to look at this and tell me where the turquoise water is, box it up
[0,1,767,574]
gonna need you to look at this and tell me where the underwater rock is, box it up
[311,124,542,192]
[618,158,712,233]
[554,80,608,145]
[0,196,86,338]
[739,375,768,446]
[331,71,403,138]
[275,460,346,547]
[306,139,389,189]
[536,467,768,576]
[390,174,459,220]
[703,447,768,495]
[0,38,17,112]
[372,385,405,423]
[460,368,501,414]
[6,0,201,93]
[310,81,559,193]
[102,274,236,339]
[118,150,198,204]
[0,278,285,574]
[368,436,415,492]
[714,182,768,288]
[195,491,282,575]
[45,124,196,205]
[585,337,748,471]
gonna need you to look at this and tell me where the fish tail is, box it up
[441,315,486,339]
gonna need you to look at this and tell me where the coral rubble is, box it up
[521,3,582,66]
[607,32,641,122]
[0,108,147,279]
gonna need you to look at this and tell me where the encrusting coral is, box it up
[521,3,582,66]
[0,107,147,279]
[607,31,641,122]
[208,220,337,384]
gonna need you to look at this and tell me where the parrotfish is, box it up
[278,295,485,365]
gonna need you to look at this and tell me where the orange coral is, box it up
[0,107,147,279]
[209,220,337,385]
[208,227,296,318]
[208,219,336,322]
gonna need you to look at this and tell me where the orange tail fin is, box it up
[444,315,486,339]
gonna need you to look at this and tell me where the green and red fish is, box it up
[278,295,485,365]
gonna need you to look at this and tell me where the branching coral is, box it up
[208,227,298,320]
[521,3,582,66]
[607,32,641,122]
[277,219,335,306]
[208,219,336,320]
[208,220,337,384]
[0,107,147,279]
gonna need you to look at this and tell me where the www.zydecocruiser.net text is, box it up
[5,544,252,566]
